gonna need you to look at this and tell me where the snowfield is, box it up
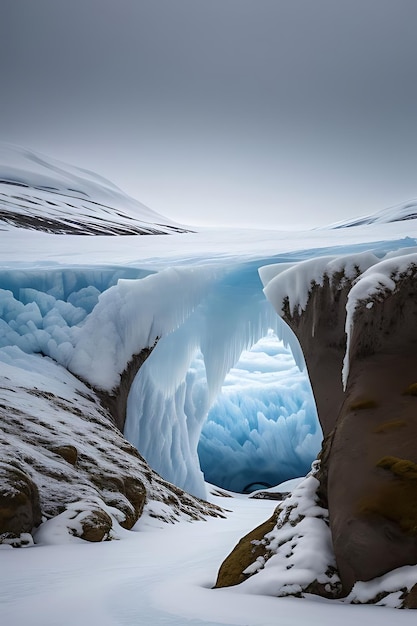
[2,490,417,626]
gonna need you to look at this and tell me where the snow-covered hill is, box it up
[329,199,417,228]
[0,145,191,235]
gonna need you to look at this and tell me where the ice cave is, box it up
[119,260,321,498]
[0,260,321,499]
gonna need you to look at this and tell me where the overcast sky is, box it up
[2,0,417,229]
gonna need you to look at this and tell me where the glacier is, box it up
[0,147,324,499]
[198,333,320,493]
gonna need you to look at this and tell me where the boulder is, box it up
[214,511,278,588]
[78,507,113,542]
[0,462,41,537]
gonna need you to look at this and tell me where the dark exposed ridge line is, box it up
[0,209,191,235]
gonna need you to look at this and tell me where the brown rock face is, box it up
[96,346,155,431]
[0,463,42,537]
[282,267,417,593]
[281,274,350,438]
[328,272,417,592]
[52,445,78,466]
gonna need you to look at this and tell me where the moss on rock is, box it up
[359,456,417,535]
[349,398,378,411]
[403,383,417,397]
[373,420,407,434]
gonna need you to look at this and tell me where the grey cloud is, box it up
[1,0,417,227]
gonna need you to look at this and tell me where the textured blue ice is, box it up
[198,333,320,493]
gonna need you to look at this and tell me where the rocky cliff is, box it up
[0,352,223,546]
[215,251,417,607]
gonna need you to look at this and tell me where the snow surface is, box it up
[2,489,417,625]
[261,251,379,316]
[2,149,417,622]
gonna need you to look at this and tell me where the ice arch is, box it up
[124,262,321,499]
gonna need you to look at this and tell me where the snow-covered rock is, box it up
[0,349,223,545]
[215,465,342,599]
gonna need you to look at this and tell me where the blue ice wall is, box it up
[198,333,320,493]
[0,266,153,365]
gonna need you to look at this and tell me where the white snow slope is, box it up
[0,145,190,235]
[1,147,417,624]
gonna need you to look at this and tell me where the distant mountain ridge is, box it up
[329,199,417,229]
[0,145,191,235]
[1,144,416,236]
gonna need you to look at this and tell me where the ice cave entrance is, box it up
[198,330,322,493]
